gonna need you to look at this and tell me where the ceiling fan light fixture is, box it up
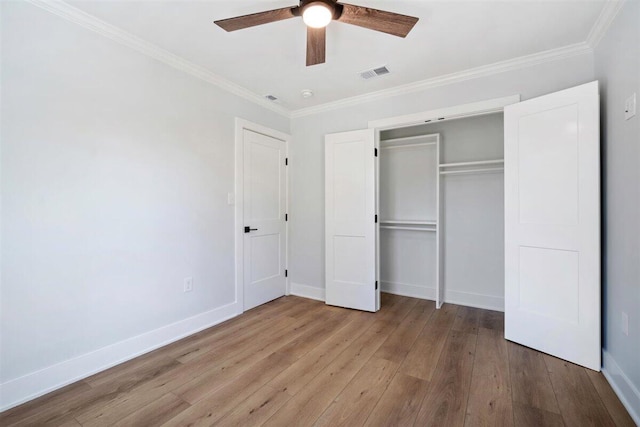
[302,2,333,28]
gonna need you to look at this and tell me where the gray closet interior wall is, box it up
[381,113,505,311]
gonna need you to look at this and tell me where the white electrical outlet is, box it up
[184,277,193,293]
[624,93,636,120]
[622,312,629,336]
[227,192,235,205]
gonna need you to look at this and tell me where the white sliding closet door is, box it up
[504,81,600,370]
[325,129,378,312]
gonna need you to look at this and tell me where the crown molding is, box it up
[25,0,291,118]
[586,0,626,49]
[290,42,592,118]
[27,0,607,121]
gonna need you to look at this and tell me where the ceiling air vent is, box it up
[265,94,278,101]
[359,66,390,80]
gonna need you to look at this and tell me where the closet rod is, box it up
[439,159,504,168]
[440,167,504,176]
[380,226,437,232]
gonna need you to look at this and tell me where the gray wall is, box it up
[594,0,640,418]
[0,0,288,403]
[289,53,595,293]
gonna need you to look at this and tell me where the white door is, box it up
[325,129,378,312]
[504,81,600,370]
[243,129,287,311]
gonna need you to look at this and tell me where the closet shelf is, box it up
[381,142,436,150]
[440,167,503,176]
[380,225,436,232]
[439,159,504,168]
[380,220,437,225]
[380,134,439,144]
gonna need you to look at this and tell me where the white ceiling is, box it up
[66,0,607,110]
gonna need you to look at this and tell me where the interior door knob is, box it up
[244,226,258,233]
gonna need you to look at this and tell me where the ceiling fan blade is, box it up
[337,3,418,38]
[307,27,326,66]
[215,6,298,32]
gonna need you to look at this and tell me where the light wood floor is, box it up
[1,294,635,427]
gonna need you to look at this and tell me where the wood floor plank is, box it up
[276,297,325,319]
[399,324,451,381]
[263,305,412,427]
[112,393,189,427]
[507,341,561,414]
[175,300,321,363]
[160,352,292,426]
[8,380,154,427]
[268,311,373,396]
[86,355,182,393]
[465,330,513,427]
[452,306,481,334]
[314,357,398,427]
[58,420,82,427]
[165,296,311,364]
[478,310,504,335]
[373,299,435,364]
[0,381,92,426]
[169,315,281,363]
[363,373,430,427]
[178,313,300,367]
[414,330,478,426]
[158,296,290,361]
[174,310,332,404]
[543,355,616,427]
[213,385,291,427]
[376,293,419,324]
[274,308,353,360]
[586,370,636,427]
[76,387,173,427]
[513,402,565,427]
[85,349,178,388]
[428,302,459,329]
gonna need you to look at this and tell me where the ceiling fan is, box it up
[214,0,419,66]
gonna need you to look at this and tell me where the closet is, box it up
[378,113,505,311]
[325,82,601,370]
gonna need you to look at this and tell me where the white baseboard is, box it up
[444,289,504,312]
[0,302,239,412]
[289,282,326,302]
[381,281,436,301]
[602,350,640,425]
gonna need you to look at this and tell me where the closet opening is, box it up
[377,112,505,311]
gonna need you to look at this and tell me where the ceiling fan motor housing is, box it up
[294,0,344,21]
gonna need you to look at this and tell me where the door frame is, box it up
[367,95,521,131]
[234,118,291,313]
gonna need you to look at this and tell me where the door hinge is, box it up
[285,213,288,221]
[375,281,378,290]
[285,269,288,278]
[285,157,288,166]
[374,148,378,157]
[375,214,378,223]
